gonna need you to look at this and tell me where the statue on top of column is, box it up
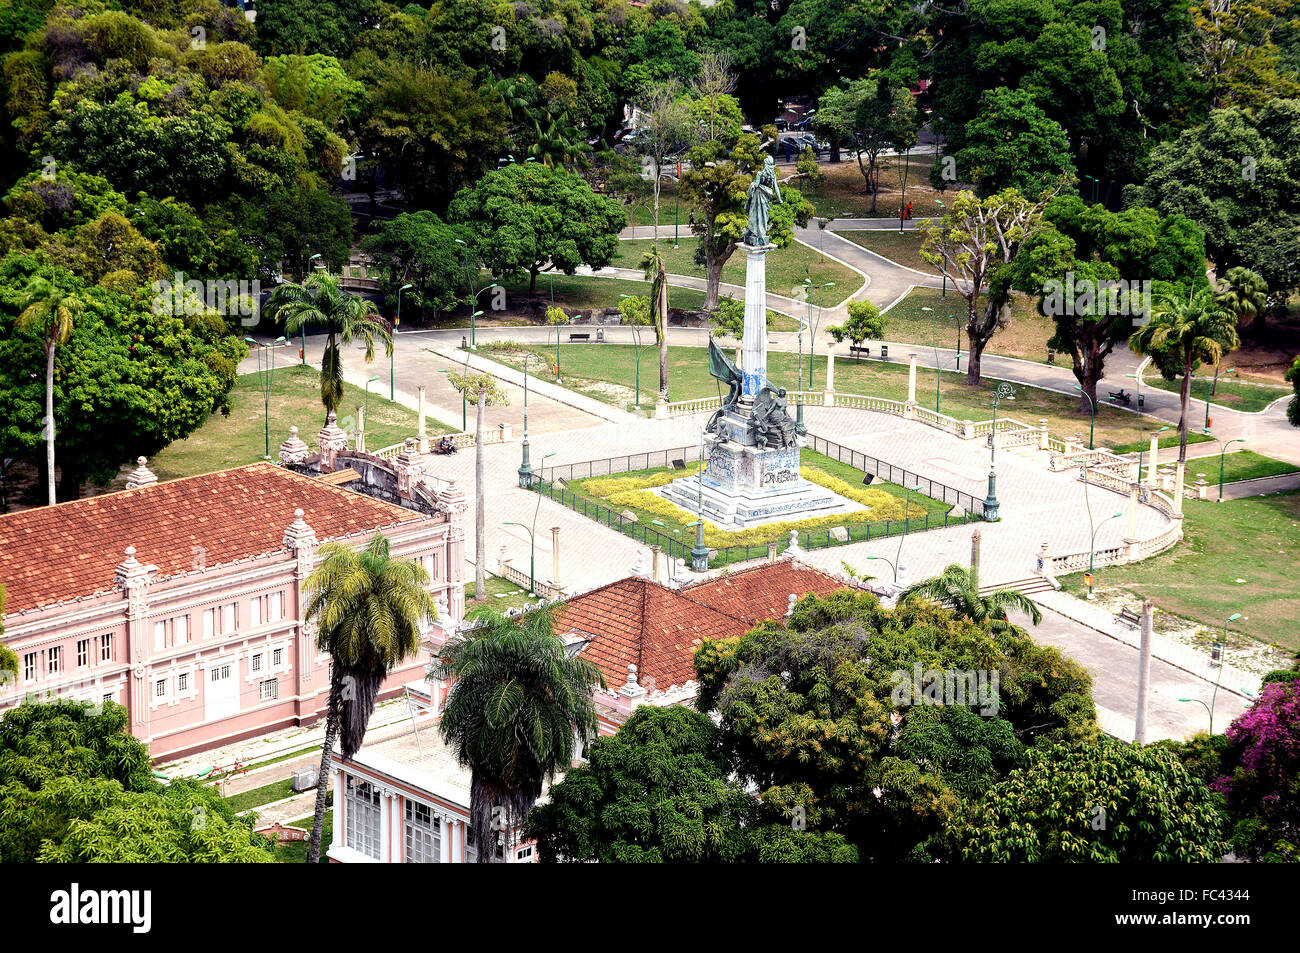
[744,155,783,247]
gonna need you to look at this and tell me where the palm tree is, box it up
[900,564,1042,631]
[17,274,82,506]
[1129,288,1239,463]
[1215,266,1269,337]
[432,605,605,862]
[264,270,392,421]
[300,532,436,864]
[444,369,508,599]
[640,245,670,400]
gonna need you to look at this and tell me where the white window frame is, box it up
[153,620,167,651]
[344,779,382,860]
[203,608,215,639]
[258,678,278,701]
[23,652,36,683]
[47,646,61,674]
[404,800,440,863]
[76,638,89,668]
[100,633,113,662]
[174,615,188,645]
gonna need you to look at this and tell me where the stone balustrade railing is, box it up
[665,396,724,417]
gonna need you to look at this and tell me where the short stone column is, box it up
[395,438,423,500]
[550,527,562,590]
[655,395,669,420]
[1146,433,1160,485]
[825,344,836,395]
[1195,475,1209,500]
[417,386,429,453]
[498,422,512,442]
[906,353,918,404]
[279,426,310,466]
[1173,461,1186,515]
[125,457,157,490]
[1124,481,1141,561]
[1038,418,1049,450]
[316,411,348,472]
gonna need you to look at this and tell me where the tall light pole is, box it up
[392,283,412,400]
[812,281,835,388]
[1072,384,1096,449]
[895,483,923,579]
[1210,434,1247,501]
[505,452,556,594]
[864,554,897,583]
[690,430,710,572]
[470,284,498,351]
[364,374,379,425]
[1086,511,1123,600]
[518,353,535,488]
[1204,366,1234,432]
[1179,612,1240,735]
[245,336,287,459]
[1127,356,1151,474]
[303,253,321,365]
[983,383,1015,521]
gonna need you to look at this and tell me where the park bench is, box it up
[568,332,591,342]
[848,345,870,360]
[1108,390,1132,406]
[1118,606,1142,627]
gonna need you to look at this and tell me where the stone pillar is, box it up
[498,422,512,442]
[825,343,836,395]
[740,243,773,400]
[1124,481,1140,561]
[355,405,366,453]
[550,527,561,589]
[115,546,156,739]
[767,540,778,563]
[395,438,423,500]
[283,509,319,717]
[125,457,157,490]
[317,411,347,472]
[1147,433,1160,485]
[1038,419,1049,450]
[906,353,918,404]
[417,386,429,453]
[1135,601,1154,744]
[278,426,309,466]
[1173,460,1185,515]
[650,544,662,583]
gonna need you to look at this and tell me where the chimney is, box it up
[125,457,157,490]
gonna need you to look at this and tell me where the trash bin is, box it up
[596,327,605,342]
[881,345,889,360]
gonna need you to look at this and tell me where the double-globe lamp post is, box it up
[245,336,287,459]
[505,451,557,595]
[983,383,1015,521]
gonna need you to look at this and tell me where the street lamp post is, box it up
[505,453,556,594]
[518,354,535,488]
[983,383,1015,521]
[245,336,287,458]
[1126,357,1150,473]
[1180,612,1240,735]
[1211,434,1247,501]
[363,375,379,446]
[864,555,897,583]
[895,483,923,576]
[690,432,710,572]
[1204,366,1234,432]
[393,283,412,400]
[812,282,835,387]
[1072,385,1096,450]
[1086,511,1123,599]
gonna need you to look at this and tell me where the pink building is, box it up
[0,449,466,762]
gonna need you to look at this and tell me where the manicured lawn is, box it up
[465,574,543,619]
[276,811,332,863]
[226,777,296,815]
[1059,491,1300,652]
[882,288,1056,364]
[1144,373,1290,414]
[544,448,969,568]
[797,156,943,220]
[1108,430,1214,455]
[147,366,453,483]
[498,273,707,312]
[837,228,937,274]
[1183,450,1299,486]
[483,341,1170,446]
[609,237,861,305]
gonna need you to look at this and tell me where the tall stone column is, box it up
[906,353,918,404]
[1147,433,1160,485]
[1124,481,1140,561]
[550,526,562,590]
[825,344,836,396]
[741,244,773,400]
[115,546,155,741]
[1173,460,1186,515]
[417,386,429,453]
[283,509,319,718]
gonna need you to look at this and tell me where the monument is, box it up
[660,156,840,530]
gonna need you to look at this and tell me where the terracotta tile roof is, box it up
[683,562,846,624]
[0,463,426,615]
[556,562,847,692]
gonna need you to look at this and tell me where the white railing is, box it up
[666,396,723,417]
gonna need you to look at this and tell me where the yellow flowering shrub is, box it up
[582,464,700,498]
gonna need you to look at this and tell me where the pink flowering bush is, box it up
[1212,679,1300,862]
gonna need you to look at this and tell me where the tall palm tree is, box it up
[433,606,605,862]
[301,532,436,864]
[264,271,392,421]
[1129,287,1239,463]
[900,564,1042,631]
[17,274,82,506]
[1215,266,1269,337]
[640,245,670,399]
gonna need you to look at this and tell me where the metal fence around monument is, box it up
[530,434,984,569]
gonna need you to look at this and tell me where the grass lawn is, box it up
[147,366,454,483]
[1108,429,1214,455]
[275,811,332,863]
[226,777,296,815]
[499,273,707,313]
[609,237,860,305]
[838,228,937,274]
[1144,373,1290,414]
[798,156,944,220]
[483,341,1170,446]
[1184,450,1300,485]
[465,574,543,619]
[882,288,1056,364]
[545,448,967,568]
[1059,491,1300,652]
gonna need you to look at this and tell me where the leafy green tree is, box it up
[1288,355,1300,427]
[814,75,916,214]
[827,300,886,351]
[361,211,466,321]
[253,0,381,59]
[0,700,273,862]
[300,532,435,864]
[1192,0,1300,109]
[15,271,81,506]
[1215,265,1270,337]
[942,737,1229,862]
[694,589,1095,860]
[1128,288,1240,462]
[448,163,625,297]
[433,606,606,862]
[264,271,391,420]
[900,564,1043,631]
[952,87,1074,199]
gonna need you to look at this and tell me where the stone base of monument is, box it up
[659,424,850,528]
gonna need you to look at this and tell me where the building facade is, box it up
[0,452,467,762]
